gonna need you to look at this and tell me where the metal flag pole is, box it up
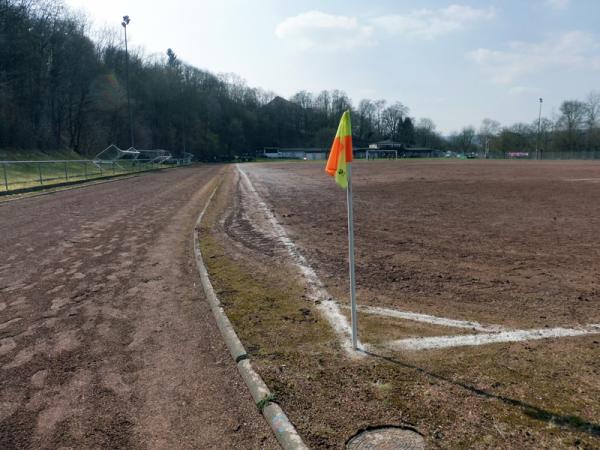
[346,163,358,350]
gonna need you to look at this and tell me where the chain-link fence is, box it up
[486,150,600,160]
[537,150,600,160]
[0,158,190,194]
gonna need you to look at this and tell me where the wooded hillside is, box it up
[2,0,599,160]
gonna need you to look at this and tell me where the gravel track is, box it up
[0,166,276,449]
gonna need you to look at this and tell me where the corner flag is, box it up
[325,111,353,188]
[325,111,359,350]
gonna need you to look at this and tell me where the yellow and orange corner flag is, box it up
[325,110,353,188]
[324,110,360,350]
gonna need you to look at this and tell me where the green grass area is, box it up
[0,148,84,161]
[201,232,335,357]
[0,159,163,193]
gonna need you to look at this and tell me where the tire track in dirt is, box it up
[0,166,276,449]
[224,172,289,259]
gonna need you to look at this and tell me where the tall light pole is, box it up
[121,15,134,149]
[536,97,543,160]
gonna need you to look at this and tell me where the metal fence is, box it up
[536,151,600,160]
[486,150,600,160]
[0,158,190,193]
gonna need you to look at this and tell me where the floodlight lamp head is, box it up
[122,15,130,26]
[539,98,543,103]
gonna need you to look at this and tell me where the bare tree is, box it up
[538,117,554,154]
[373,99,386,137]
[255,88,276,106]
[289,90,313,109]
[559,100,586,130]
[290,90,314,133]
[357,99,376,140]
[557,100,586,151]
[478,118,501,157]
[585,91,600,128]
[457,126,476,153]
[415,118,436,147]
[381,102,408,140]
[585,91,600,150]
[314,90,331,118]
[330,89,352,121]
[218,73,248,104]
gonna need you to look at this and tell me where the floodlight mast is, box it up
[536,98,543,160]
[122,15,134,149]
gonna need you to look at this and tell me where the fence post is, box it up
[64,161,68,181]
[84,162,88,180]
[2,163,8,192]
[38,163,43,185]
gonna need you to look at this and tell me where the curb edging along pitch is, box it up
[192,184,308,450]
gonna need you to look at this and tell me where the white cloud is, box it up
[275,5,495,51]
[467,31,600,84]
[370,4,496,40]
[545,0,571,10]
[275,11,374,51]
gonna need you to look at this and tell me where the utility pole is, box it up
[536,98,543,160]
[122,15,134,149]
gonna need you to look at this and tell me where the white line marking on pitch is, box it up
[237,165,360,356]
[385,325,600,351]
[565,178,600,182]
[348,304,507,332]
[237,166,600,354]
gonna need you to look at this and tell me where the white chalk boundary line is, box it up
[193,178,308,450]
[237,165,600,354]
[237,165,361,356]
[351,304,600,351]
[350,304,506,332]
[386,325,600,351]
[565,178,600,182]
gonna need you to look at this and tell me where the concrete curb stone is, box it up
[193,183,309,450]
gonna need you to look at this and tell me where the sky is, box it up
[64,0,600,134]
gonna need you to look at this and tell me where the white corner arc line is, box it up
[351,305,507,332]
[236,165,361,356]
[386,325,600,351]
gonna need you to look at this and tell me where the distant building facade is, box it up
[263,148,327,160]
[368,140,443,158]
[263,141,443,160]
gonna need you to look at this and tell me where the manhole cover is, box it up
[346,427,425,450]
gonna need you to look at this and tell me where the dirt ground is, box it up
[202,160,600,449]
[250,160,600,329]
[0,166,277,449]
